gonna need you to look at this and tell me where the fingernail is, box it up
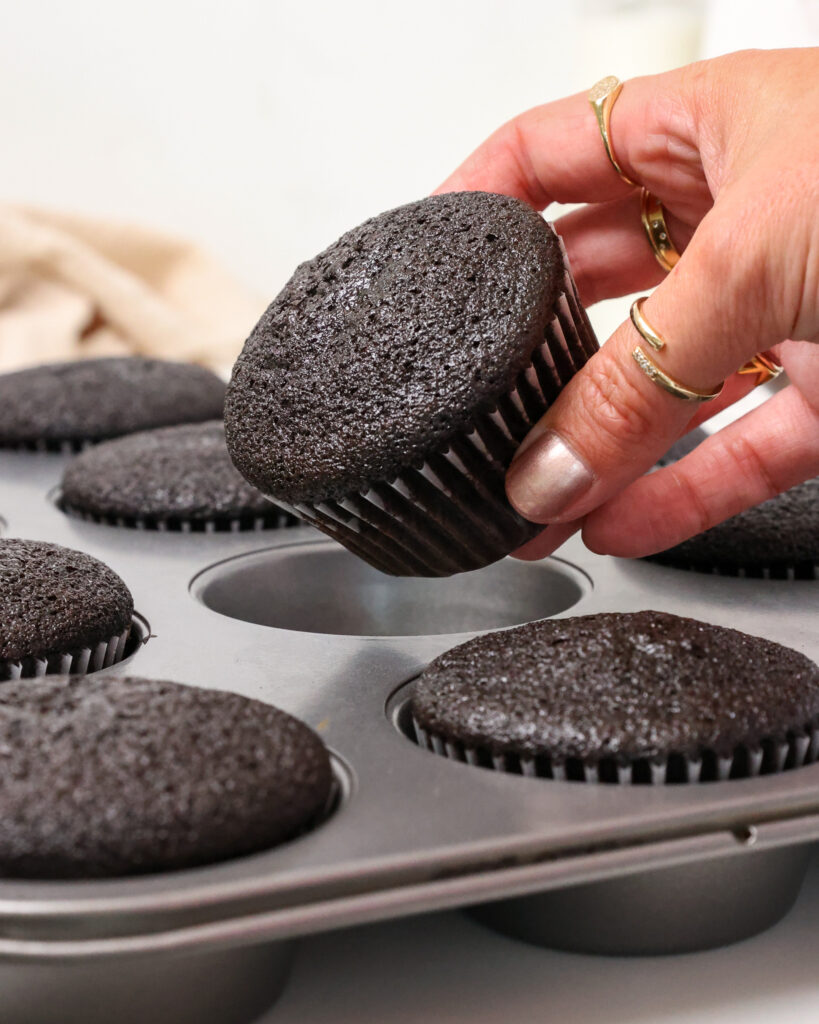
[506,429,594,522]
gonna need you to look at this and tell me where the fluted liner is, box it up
[410,713,819,785]
[647,554,818,582]
[58,496,301,534]
[0,438,91,454]
[0,625,132,682]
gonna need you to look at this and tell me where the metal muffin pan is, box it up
[2,449,819,1022]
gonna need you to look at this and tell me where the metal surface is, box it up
[1,448,819,999]
[194,543,589,635]
[471,845,813,955]
[1,940,293,1024]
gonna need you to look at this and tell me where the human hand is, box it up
[437,48,819,560]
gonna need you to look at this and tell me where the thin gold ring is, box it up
[629,297,723,403]
[588,76,637,187]
[630,295,665,351]
[640,189,680,272]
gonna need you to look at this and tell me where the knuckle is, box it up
[690,216,743,288]
[576,351,657,452]
[667,465,712,536]
[720,433,782,501]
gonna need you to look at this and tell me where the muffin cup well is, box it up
[278,243,599,577]
[58,496,301,534]
[0,625,131,682]
[410,713,819,784]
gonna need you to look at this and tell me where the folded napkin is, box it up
[0,206,263,374]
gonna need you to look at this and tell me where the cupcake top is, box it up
[0,539,133,663]
[647,478,819,574]
[0,357,226,448]
[225,191,565,503]
[61,421,275,524]
[412,611,819,762]
[0,676,332,878]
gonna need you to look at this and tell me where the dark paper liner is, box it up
[0,625,131,683]
[644,553,818,582]
[278,244,599,577]
[0,437,91,454]
[410,713,819,785]
[58,496,301,533]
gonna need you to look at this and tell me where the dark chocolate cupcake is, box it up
[60,421,299,531]
[0,539,134,680]
[645,478,818,580]
[410,611,819,784]
[225,191,598,577]
[0,356,226,452]
[0,675,333,878]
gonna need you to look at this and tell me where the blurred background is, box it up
[1,0,818,374]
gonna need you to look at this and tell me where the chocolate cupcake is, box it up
[410,611,819,783]
[645,478,818,580]
[0,356,226,452]
[0,539,134,680]
[225,191,598,577]
[60,421,299,531]
[0,675,333,878]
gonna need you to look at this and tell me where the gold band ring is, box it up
[629,294,666,351]
[588,76,637,187]
[738,352,784,387]
[641,189,680,271]
[629,297,723,403]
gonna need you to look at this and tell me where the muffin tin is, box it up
[2,448,819,1023]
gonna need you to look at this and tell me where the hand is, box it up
[437,48,819,561]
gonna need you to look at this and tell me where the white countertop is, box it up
[266,849,819,1023]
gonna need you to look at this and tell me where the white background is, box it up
[3,0,817,322]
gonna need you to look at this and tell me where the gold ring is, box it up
[630,295,665,351]
[641,189,680,272]
[738,353,784,388]
[629,297,723,403]
[588,76,637,187]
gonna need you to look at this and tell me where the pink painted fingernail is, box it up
[506,429,594,522]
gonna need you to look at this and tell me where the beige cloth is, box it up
[0,206,264,374]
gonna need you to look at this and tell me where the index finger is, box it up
[434,66,708,210]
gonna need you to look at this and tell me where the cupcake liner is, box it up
[646,554,818,582]
[280,244,598,577]
[58,495,302,534]
[0,625,132,683]
[410,713,819,785]
[0,437,91,455]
